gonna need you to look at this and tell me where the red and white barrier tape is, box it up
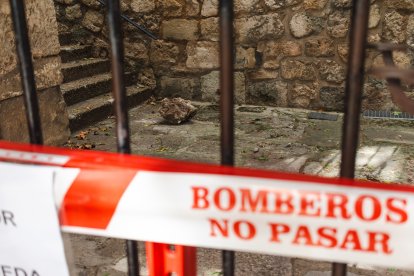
[1,141,414,270]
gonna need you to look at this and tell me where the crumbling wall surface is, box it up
[0,0,69,145]
[55,0,414,111]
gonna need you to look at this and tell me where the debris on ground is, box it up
[158,97,197,125]
[65,140,96,150]
[75,130,89,140]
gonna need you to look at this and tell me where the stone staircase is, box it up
[58,32,153,131]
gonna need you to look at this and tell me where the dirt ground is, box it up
[63,100,414,276]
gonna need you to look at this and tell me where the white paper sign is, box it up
[0,162,69,276]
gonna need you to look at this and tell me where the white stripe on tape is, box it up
[59,171,414,270]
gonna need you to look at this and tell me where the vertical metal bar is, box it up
[106,0,138,275]
[334,0,371,275]
[9,0,43,145]
[219,0,235,275]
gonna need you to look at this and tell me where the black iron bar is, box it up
[219,0,235,275]
[106,0,138,275]
[97,0,157,40]
[334,0,371,275]
[9,0,43,145]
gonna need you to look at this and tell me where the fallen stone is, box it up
[159,98,198,124]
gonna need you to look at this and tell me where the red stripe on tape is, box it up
[60,169,137,229]
[2,140,414,195]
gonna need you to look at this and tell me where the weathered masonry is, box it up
[55,0,414,111]
[0,0,69,145]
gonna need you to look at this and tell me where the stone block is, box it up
[130,0,155,13]
[201,71,246,104]
[319,86,345,111]
[124,40,149,65]
[383,11,407,43]
[55,0,76,4]
[159,0,184,17]
[80,0,102,9]
[258,41,302,69]
[303,0,328,10]
[264,0,301,10]
[235,0,261,14]
[371,51,412,69]
[248,69,278,80]
[279,41,303,57]
[369,4,381,29]
[200,71,219,102]
[186,41,219,69]
[305,38,335,57]
[247,80,288,106]
[385,0,414,11]
[318,60,345,84]
[159,76,200,99]
[289,12,313,38]
[337,44,348,62]
[150,40,180,71]
[235,14,284,44]
[137,68,156,89]
[0,56,63,101]
[0,87,70,145]
[235,47,256,69]
[332,0,352,8]
[280,59,317,81]
[162,19,199,40]
[201,17,219,41]
[0,10,17,76]
[186,0,200,16]
[0,0,60,60]
[65,4,83,21]
[408,15,414,49]
[120,0,131,13]
[82,10,104,33]
[289,82,317,108]
[327,11,350,38]
[258,41,302,58]
[201,0,218,17]
[362,79,389,111]
[25,0,61,58]
[368,33,381,43]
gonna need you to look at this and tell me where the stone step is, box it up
[68,85,154,131]
[61,72,134,106]
[62,58,111,83]
[60,44,93,63]
[59,31,88,46]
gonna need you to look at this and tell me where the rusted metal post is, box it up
[219,0,235,275]
[106,0,138,275]
[9,0,43,145]
[334,0,371,275]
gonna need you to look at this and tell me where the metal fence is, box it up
[7,0,413,275]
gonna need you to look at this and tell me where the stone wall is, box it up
[55,0,413,111]
[0,0,70,145]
